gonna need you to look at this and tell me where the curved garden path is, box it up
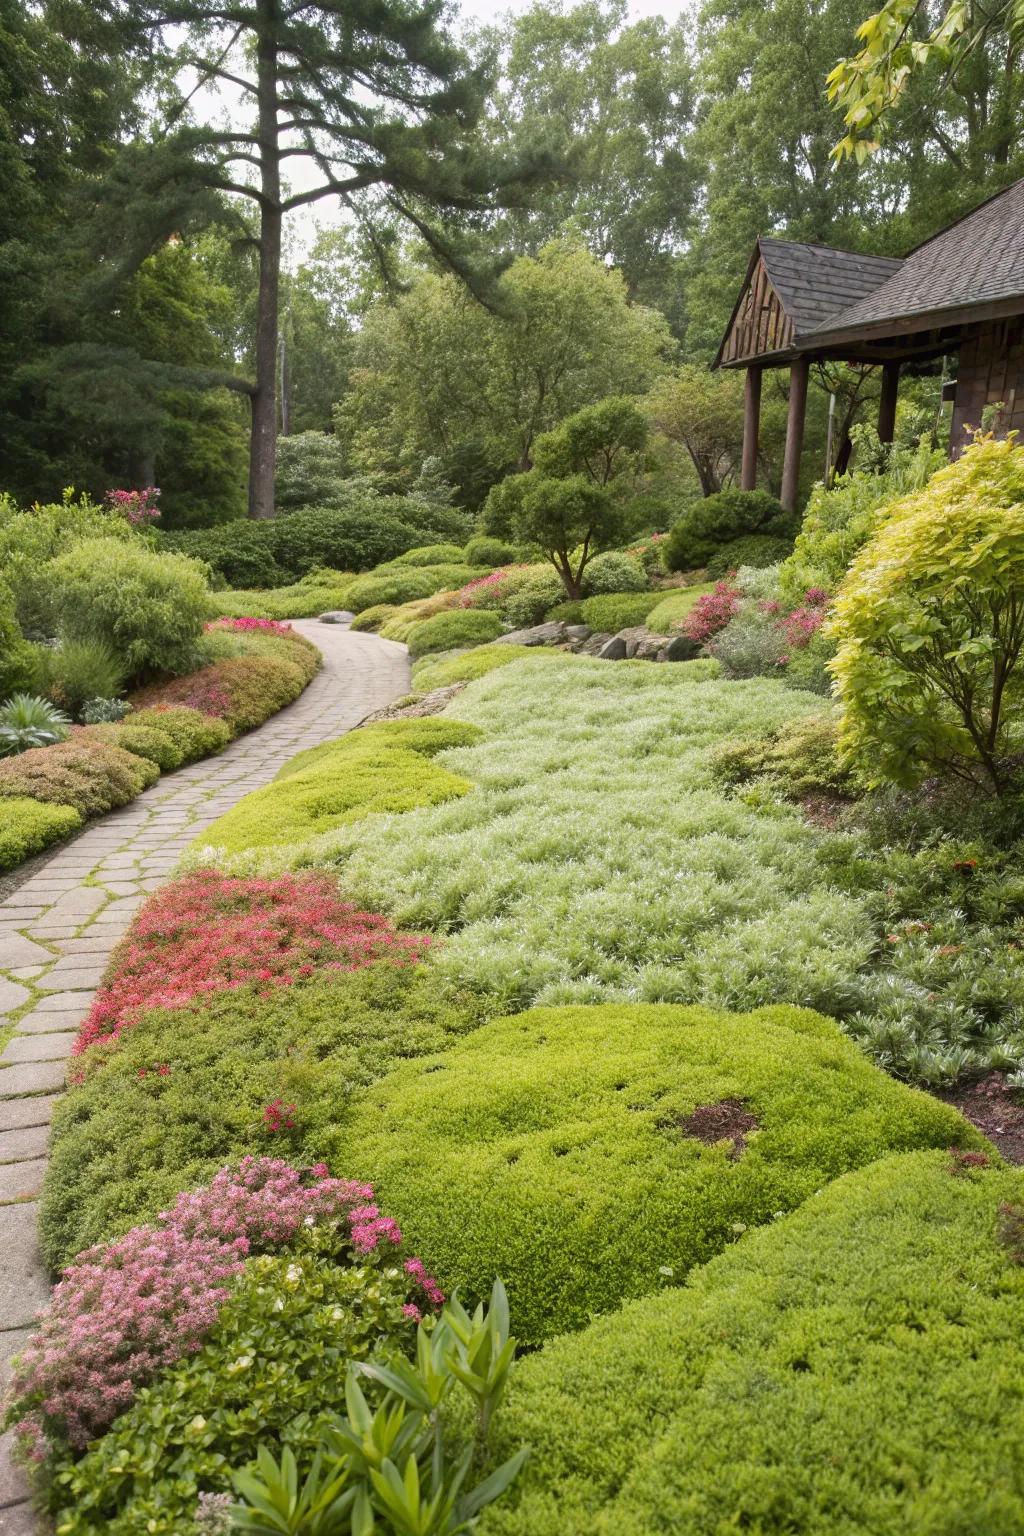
[0,623,410,1532]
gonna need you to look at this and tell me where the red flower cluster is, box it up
[207,617,294,635]
[456,566,529,609]
[263,1098,297,1133]
[776,588,829,653]
[682,581,741,644]
[75,870,430,1055]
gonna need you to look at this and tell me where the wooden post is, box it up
[741,365,762,491]
[780,356,809,513]
[878,361,900,444]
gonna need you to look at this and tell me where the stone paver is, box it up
[0,624,410,1527]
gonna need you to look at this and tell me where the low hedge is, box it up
[580,592,664,632]
[0,797,83,870]
[406,609,504,659]
[349,603,398,632]
[80,722,184,772]
[42,962,486,1269]
[209,578,354,621]
[195,719,481,855]
[344,568,448,614]
[482,1149,1022,1536]
[129,705,232,763]
[0,738,158,817]
[332,1002,976,1345]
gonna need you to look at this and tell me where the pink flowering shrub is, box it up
[207,617,293,635]
[456,565,531,609]
[104,487,160,526]
[75,870,430,1055]
[8,1158,442,1454]
[682,580,741,644]
[777,589,829,652]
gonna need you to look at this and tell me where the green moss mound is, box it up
[332,1003,976,1345]
[406,609,504,659]
[195,718,481,854]
[0,796,82,870]
[42,963,488,1269]
[482,1149,1023,1536]
[644,583,714,633]
[580,591,663,631]
[410,644,554,691]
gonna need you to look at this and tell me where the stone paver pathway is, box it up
[0,623,410,1532]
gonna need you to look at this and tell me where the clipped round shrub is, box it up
[49,538,210,681]
[706,534,794,579]
[464,536,516,567]
[350,604,399,633]
[502,570,565,629]
[79,722,184,772]
[580,551,648,595]
[644,585,714,634]
[333,1003,975,1345]
[268,505,430,579]
[482,1150,1024,1536]
[344,568,444,614]
[547,600,586,624]
[0,738,157,817]
[391,542,466,566]
[0,797,82,870]
[129,706,231,763]
[198,719,481,855]
[406,609,504,659]
[580,592,663,632]
[664,490,795,573]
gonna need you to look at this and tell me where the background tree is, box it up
[337,242,670,504]
[474,0,698,331]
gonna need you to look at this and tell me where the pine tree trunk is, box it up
[248,1,281,520]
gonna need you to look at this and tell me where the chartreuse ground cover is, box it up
[329,1003,976,1346]
[479,1150,1024,1536]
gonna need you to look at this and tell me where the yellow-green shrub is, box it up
[830,436,1024,794]
[0,797,82,869]
[406,609,504,658]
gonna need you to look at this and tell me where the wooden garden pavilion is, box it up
[713,178,1024,509]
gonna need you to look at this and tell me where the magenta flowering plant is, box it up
[207,617,294,635]
[456,566,530,609]
[682,580,742,644]
[6,1157,443,1457]
[104,487,161,525]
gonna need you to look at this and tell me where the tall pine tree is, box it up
[77,0,549,518]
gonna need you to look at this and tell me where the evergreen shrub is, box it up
[0,797,82,870]
[406,609,504,658]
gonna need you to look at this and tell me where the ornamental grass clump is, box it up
[75,870,430,1055]
[8,1157,438,1458]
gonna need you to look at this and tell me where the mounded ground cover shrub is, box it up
[643,584,715,634]
[43,962,486,1268]
[464,536,516,566]
[580,551,648,594]
[333,1003,974,1345]
[0,737,157,817]
[50,538,211,681]
[209,576,354,621]
[346,566,487,615]
[78,722,184,772]
[409,644,559,692]
[132,654,307,734]
[391,542,466,565]
[75,869,430,1055]
[481,1149,1022,1536]
[128,705,231,763]
[349,603,398,632]
[0,797,82,870]
[406,608,504,658]
[303,657,866,1012]
[196,719,481,856]
[580,591,663,631]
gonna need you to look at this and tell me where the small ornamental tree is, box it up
[829,436,1024,795]
[515,475,621,600]
[532,396,648,488]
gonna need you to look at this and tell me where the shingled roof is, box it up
[758,238,903,334]
[807,179,1024,345]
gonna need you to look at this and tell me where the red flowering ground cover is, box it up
[75,870,430,1055]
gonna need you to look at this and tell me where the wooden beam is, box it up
[877,361,900,443]
[741,365,762,491]
[781,356,809,514]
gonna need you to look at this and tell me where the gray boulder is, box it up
[659,633,702,662]
[497,621,568,647]
[577,632,613,656]
[318,610,354,625]
[597,635,629,660]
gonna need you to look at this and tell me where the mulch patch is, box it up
[673,1098,760,1158]
[940,1072,1024,1165]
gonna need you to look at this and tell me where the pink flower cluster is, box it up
[75,870,430,1055]
[207,617,293,635]
[682,580,741,643]
[456,566,529,609]
[105,487,161,525]
[263,1097,297,1133]
[10,1158,414,1452]
[776,587,829,653]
